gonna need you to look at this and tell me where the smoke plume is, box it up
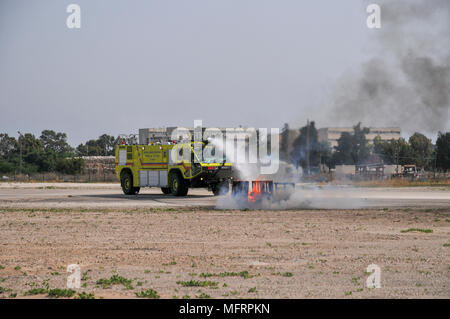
[211,135,365,210]
[331,0,450,136]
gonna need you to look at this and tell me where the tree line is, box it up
[1,125,449,175]
[0,131,120,175]
[281,122,450,172]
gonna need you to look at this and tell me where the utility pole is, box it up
[17,131,22,176]
[306,119,310,176]
[434,150,437,179]
[396,143,399,175]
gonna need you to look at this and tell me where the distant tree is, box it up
[280,123,290,162]
[373,136,389,163]
[40,130,73,155]
[0,131,112,174]
[3,132,78,173]
[18,133,43,156]
[373,136,411,165]
[0,133,16,173]
[76,140,101,156]
[333,123,370,165]
[0,160,15,174]
[77,134,118,156]
[318,141,333,168]
[333,132,354,165]
[96,134,117,156]
[14,133,43,173]
[408,133,433,169]
[352,123,371,164]
[0,133,17,160]
[55,157,85,175]
[435,132,450,171]
[32,151,59,172]
[290,121,330,171]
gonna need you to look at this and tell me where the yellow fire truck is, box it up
[115,141,233,196]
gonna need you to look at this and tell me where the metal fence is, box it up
[1,171,117,183]
[0,156,117,183]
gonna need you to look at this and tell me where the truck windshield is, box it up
[201,145,225,163]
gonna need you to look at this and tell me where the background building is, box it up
[317,127,401,149]
[139,127,264,147]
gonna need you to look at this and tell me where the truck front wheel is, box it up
[169,171,188,196]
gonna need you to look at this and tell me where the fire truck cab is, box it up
[115,140,234,196]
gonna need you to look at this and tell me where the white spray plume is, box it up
[210,136,364,210]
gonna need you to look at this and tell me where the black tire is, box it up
[212,181,229,196]
[121,171,137,195]
[161,187,171,195]
[169,171,188,196]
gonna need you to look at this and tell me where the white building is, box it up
[318,127,401,149]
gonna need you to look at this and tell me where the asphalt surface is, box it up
[0,183,449,209]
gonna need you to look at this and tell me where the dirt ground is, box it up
[0,199,449,298]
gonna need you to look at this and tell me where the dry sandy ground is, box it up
[0,183,449,299]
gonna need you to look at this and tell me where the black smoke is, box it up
[331,0,450,136]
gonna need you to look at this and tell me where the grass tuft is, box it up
[136,288,160,298]
[199,270,254,279]
[176,280,218,287]
[47,288,76,298]
[96,274,134,289]
[400,228,433,233]
[24,288,47,296]
[77,292,95,299]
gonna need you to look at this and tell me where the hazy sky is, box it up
[1,1,444,146]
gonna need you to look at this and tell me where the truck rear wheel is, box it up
[169,171,188,196]
[121,171,138,195]
[161,187,171,195]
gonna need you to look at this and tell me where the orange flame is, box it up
[248,180,263,203]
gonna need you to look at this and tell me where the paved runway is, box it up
[0,183,449,209]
